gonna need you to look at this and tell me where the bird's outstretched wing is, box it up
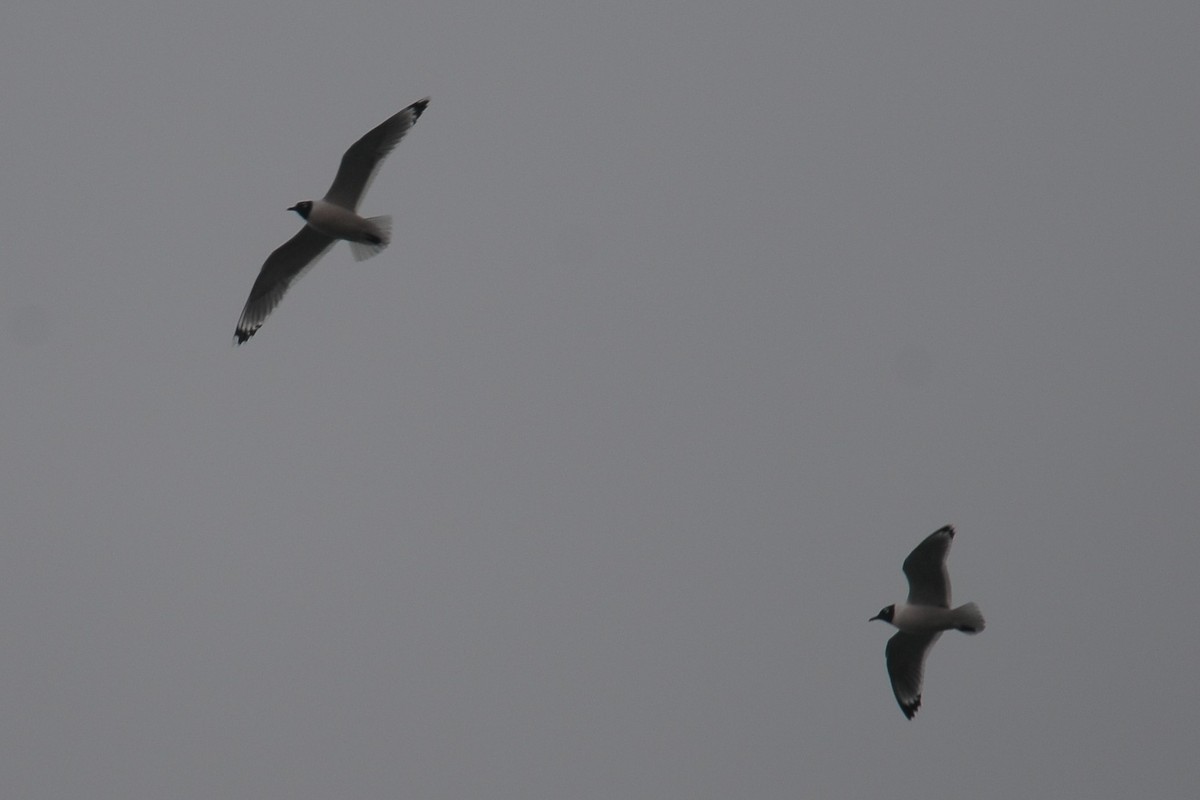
[235,226,335,344]
[884,630,941,719]
[322,97,429,211]
[902,525,954,607]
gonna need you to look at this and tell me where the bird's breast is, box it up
[305,201,374,242]
[890,603,959,633]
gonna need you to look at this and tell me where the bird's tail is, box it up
[952,602,985,633]
[349,216,392,262]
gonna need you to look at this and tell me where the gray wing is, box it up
[235,226,335,344]
[902,525,955,607]
[322,97,429,211]
[884,630,941,719]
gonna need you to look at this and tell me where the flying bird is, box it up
[234,97,429,344]
[870,525,985,718]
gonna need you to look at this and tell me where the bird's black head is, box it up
[288,201,313,219]
[869,605,895,623]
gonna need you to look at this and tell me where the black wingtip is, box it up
[900,696,921,719]
[410,97,430,121]
[935,524,955,538]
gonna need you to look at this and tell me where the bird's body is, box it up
[886,601,983,634]
[870,525,984,718]
[293,199,386,243]
[288,200,392,262]
[234,97,429,344]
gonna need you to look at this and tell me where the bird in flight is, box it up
[869,525,985,718]
[234,97,430,344]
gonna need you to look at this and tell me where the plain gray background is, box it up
[2,2,1198,797]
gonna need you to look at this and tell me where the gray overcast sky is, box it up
[2,1,1198,797]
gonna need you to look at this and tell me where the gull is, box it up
[234,97,429,344]
[870,524,985,719]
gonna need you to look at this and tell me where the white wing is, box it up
[235,226,334,344]
[322,97,429,210]
[902,525,954,607]
[884,631,941,719]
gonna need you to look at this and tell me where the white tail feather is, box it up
[348,215,392,262]
[952,602,985,633]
